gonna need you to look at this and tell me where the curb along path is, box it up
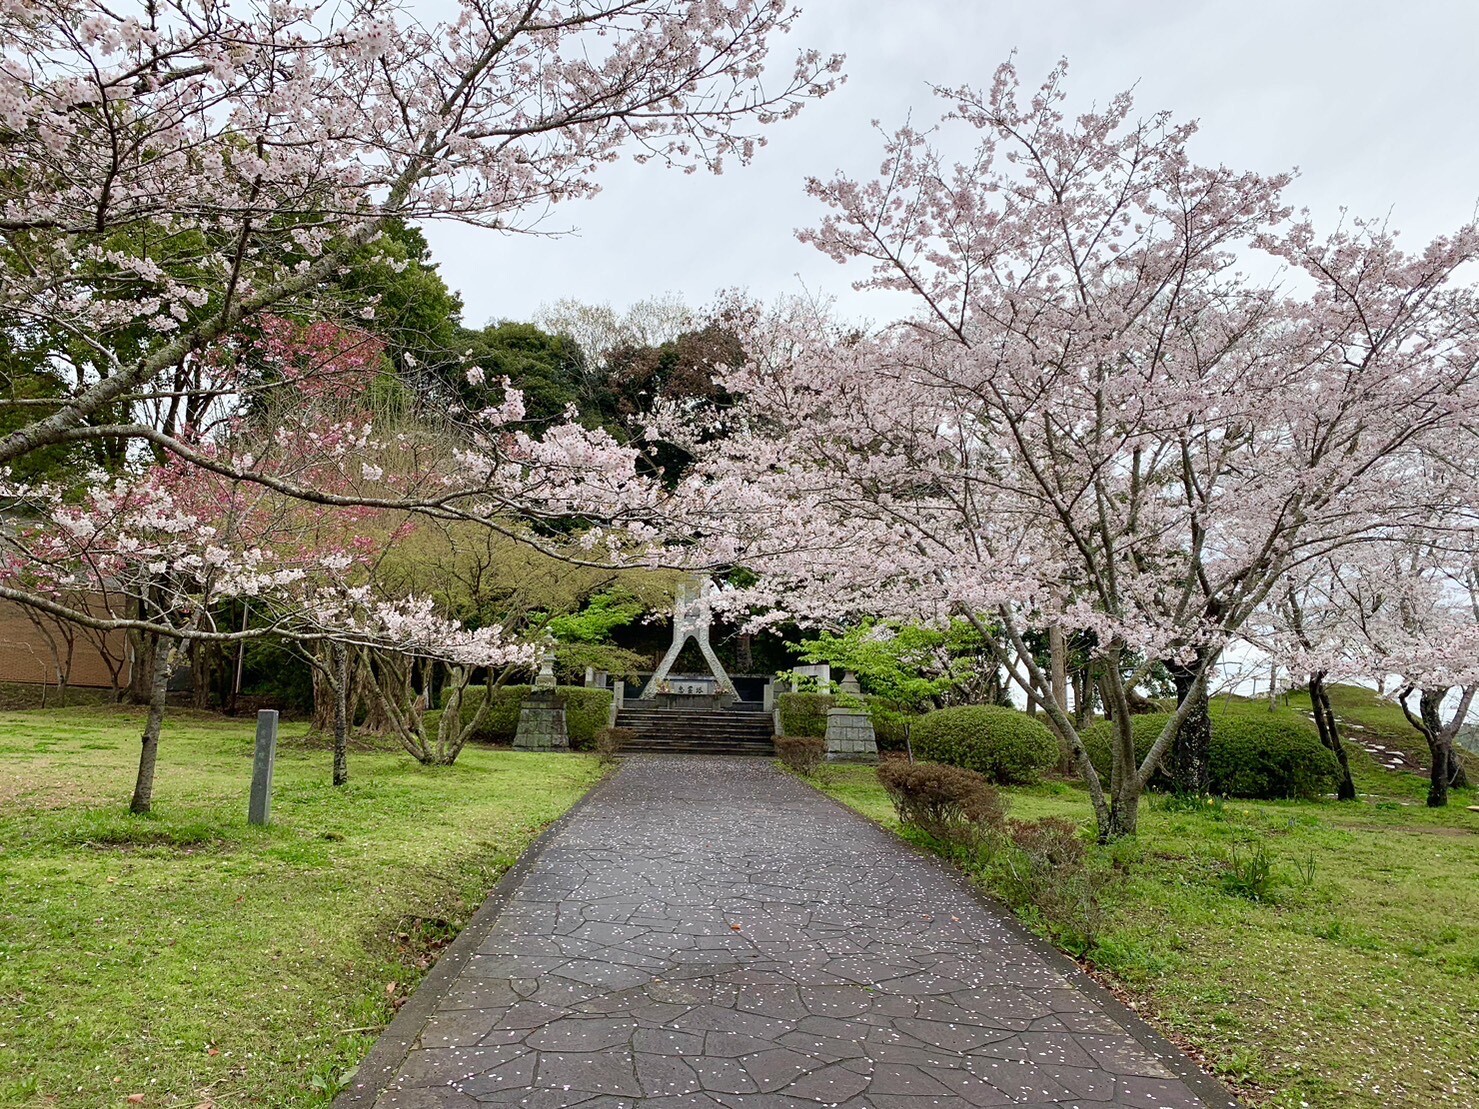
[336,756,1236,1109]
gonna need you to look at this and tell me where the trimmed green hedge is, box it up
[910,704,1059,784]
[776,692,912,751]
[1080,708,1339,799]
[434,684,613,749]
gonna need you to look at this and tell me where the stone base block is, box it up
[514,699,569,751]
[824,708,877,763]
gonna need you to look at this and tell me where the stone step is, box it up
[618,739,774,757]
[614,705,776,758]
[615,715,772,726]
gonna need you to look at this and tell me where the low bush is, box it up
[438,685,613,748]
[777,692,831,739]
[1080,708,1339,800]
[595,726,635,763]
[910,705,1059,784]
[1221,842,1277,900]
[776,735,825,776]
[995,816,1105,953]
[877,760,1006,843]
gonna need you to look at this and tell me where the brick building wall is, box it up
[0,599,132,689]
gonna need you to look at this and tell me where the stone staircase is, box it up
[614,704,775,756]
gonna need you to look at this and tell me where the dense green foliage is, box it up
[910,704,1059,784]
[457,322,596,427]
[436,684,613,748]
[1080,708,1340,799]
[544,590,652,679]
[790,619,990,710]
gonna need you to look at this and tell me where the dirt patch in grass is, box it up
[0,759,97,811]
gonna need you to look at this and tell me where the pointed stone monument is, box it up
[639,575,736,700]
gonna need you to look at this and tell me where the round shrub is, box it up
[776,735,825,776]
[910,705,1059,784]
[1080,708,1339,800]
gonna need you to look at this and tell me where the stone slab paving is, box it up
[338,757,1236,1109]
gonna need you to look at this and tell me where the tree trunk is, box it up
[1048,625,1069,713]
[358,651,392,734]
[1071,665,1094,728]
[1308,672,1357,801]
[1420,689,1450,808]
[1095,662,1144,841]
[1166,653,1212,796]
[331,641,350,787]
[1106,714,1142,838]
[311,643,336,733]
[1450,757,1469,790]
[189,639,215,710]
[130,636,174,814]
[127,625,156,703]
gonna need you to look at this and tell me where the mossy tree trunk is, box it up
[1167,652,1212,797]
[331,641,350,787]
[130,635,174,814]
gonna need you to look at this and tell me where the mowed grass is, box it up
[813,758,1479,1108]
[1279,683,1479,776]
[0,706,603,1108]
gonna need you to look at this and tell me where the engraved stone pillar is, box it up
[515,660,568,750]
[825,671,876,762]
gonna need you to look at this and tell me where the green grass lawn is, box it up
[0,706,603,1108]
[811,760,1479,1108]
[1279,683,1479,777]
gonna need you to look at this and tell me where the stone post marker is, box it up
[248,709,278,825]
[824,671,877,763]
[515,658,569,751]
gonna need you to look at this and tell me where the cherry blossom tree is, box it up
[1254,559,1370,801]
[0,0,842,633]
[673,62,1479,839]
[0,341,554,806]
[1336,536,1478,806]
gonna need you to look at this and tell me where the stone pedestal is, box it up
[514,690,569,751]
[825,707,877,763]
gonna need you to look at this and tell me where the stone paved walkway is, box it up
[339,757,1234,1109]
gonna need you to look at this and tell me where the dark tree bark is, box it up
[1166,653,1212,796]
[126,625,155,703]
[1399,686,1468,808]
[331,641,350,787]
[1307,671,1357,800]
[189,638,216,710]
[130,636,174,814]
[1422,687,1450,809]
[736,632,754,672]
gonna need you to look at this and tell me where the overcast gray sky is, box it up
[420,0,1479,328]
